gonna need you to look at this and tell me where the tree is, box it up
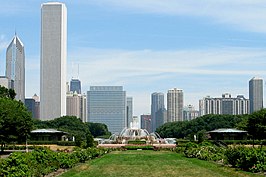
[33,116,95,148]
[0,85,16,99]
[247,109,266,142]
[0,98,33,151]
[86,122,111,137]
[156,114,245,139]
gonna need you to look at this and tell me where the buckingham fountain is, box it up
[97,118,176,148]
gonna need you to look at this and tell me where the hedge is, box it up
[0,147,110,177]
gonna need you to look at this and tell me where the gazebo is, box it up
[30,129,69,142]
[207,128,247,140]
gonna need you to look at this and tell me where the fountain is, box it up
[98,118,175,149]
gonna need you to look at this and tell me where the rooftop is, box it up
[208,128,247,133]
[31,129,67,134]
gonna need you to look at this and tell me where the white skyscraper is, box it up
[40,2,67,120]
[6,34,25,103]
[167,88,183,122]
[249,77,263,113]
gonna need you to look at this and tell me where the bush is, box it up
[125,145,153,150]
[184,143,225,162]
[127,140,146,144]
[225,146,266,172]
[0,146,110,176]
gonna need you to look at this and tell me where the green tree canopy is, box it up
[247,109,266,141]
[0,85,16,99]
[156,114,245,139]
[86,122,111,137]
[0,98,33,151]
[34,116,95,148]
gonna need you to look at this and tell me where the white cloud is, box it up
[68,47,266,83]
[86,0,266,33]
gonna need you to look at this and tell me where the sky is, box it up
[1,0,266,116]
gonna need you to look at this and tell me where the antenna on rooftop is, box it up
[71,61,74,79]
[77,63,79,79]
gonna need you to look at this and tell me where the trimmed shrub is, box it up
[225,146,266,172]
[0,146,110,176]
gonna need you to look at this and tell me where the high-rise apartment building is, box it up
[70,78,81,94]
[199,93,249,115]
[87,86,126,134]
[40,2,67,120]
[249,77,263,113]
[183,105,199,121]
[151,92,165,132]
[126,97,133,128]
[167,88,183,122]
[6,34,25,103]
[66,91,87,122]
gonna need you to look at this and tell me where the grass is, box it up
[59,150,263,177]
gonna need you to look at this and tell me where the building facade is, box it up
[126,97,133,128]
[199,93,250,116]
[6,34,25,103]
[183,105,199,121]
[167,88,183,122]
[70,78,81,94]
[151,92,165,132]
[87,86,126,134]
[0,76,9,88]
[40,2,67,120]
[25,94,40,119]
[249,77,263,113]
[140,114,152,133]
[66,91,87,122]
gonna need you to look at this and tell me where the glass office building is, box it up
[87,86,126,134]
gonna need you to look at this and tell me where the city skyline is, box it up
[1,1,266,115]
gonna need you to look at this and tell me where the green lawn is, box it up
[60,150,262,177]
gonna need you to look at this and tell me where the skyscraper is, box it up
[40,2,67,120]
[70,78,81,94]
[140,114,152,133]
[87,86,126,134]
[126,97,133,128]
[167,88,183,122]
[6,34,25,103]
[249,77,263,113]
[66,91,87,122]
[183,105,199,121]
[151,92,165,132]
[25,94,40,119]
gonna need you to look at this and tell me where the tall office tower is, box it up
[66,91,87,122]
[6,34,25,103]
[249,77,263,113]
[40,2,67,120]
[70,78,81,94]
[126,97,133,128]
[199,93,250,115]
[87,86,126,134]
[140,114,152,133]
[151,92,165,132]
[183,105,199,121]
[167,88,183,122]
